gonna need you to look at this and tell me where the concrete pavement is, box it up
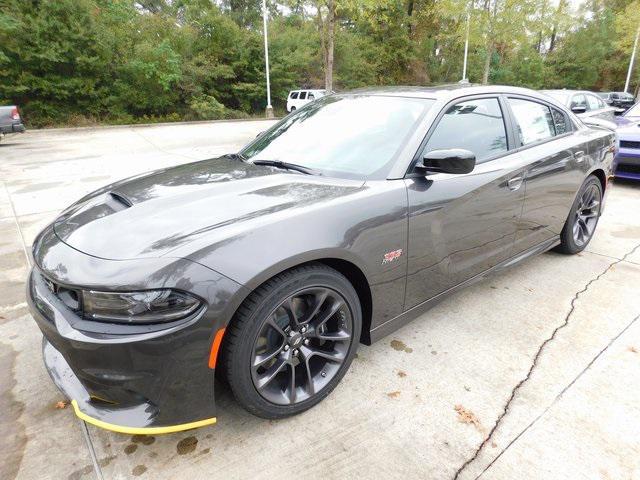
[1,121,639,480]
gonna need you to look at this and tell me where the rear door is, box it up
[404,95,527,307]
[507,96,587,253]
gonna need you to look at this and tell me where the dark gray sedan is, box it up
[28,85,614,435]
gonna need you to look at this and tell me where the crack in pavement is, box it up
[476,311,640,478]
[453,243,640,480]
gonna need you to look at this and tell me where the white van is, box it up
[286,89,327,112]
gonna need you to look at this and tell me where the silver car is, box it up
[542,90,617,128]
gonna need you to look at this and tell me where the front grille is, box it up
[617,164,640,174]
[620,140,640,150]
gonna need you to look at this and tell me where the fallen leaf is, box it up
[387,391,401,398]
[628,346,638,354]
[397,370,407,378]
[55,401,68,409]
[454,404,485,434]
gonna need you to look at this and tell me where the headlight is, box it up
[81,289,202,324]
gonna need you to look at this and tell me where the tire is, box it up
[290,106,296,111]
[556,175,603,254]
[222,263,361,419]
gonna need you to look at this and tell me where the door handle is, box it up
[574,150,585,163]
[507,176,523,191]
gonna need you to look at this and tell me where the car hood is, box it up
[53,157,364,260]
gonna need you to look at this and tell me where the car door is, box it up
[507,96,586,254]
[403,95,526,308]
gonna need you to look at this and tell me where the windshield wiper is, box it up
[252,160,320,176]
[221,152,246,162]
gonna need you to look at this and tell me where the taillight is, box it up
[11,107,20,121]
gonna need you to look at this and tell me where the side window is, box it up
[308,93,315,100]
[299,92,307,100]
[423,98,507,163]
[551,108,569,135]
[586,95,601,111]
[570,94,587,110]
[508,98,555,145]
[290,92,299,99]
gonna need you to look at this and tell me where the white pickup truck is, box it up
[0,105,26,142]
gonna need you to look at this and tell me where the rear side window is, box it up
[423,98,507,163]
[508,98,555,145]
[290,92,299,99]
[299,92,307,100]
[551,108,569,135]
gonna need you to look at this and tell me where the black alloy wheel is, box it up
[572,182,601,247]
[557,176,602,254]
[251,287,352,405]
[222,264,361,419]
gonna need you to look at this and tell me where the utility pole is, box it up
[262,0,274,118]
[624,26,640,95]
[461,10,470,84]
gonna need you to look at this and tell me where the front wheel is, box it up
[556,176,602,254]
[222,264,361,419]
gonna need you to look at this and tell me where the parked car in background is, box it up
[599,91,636,115]
[614,118,640,181]
[286,89,328,112]
[28,85,614,434]
[0,105,26,142]
[542,90,616,126]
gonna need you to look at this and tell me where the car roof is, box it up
[343,84,564,102]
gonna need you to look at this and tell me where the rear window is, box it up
[299,92,307,100]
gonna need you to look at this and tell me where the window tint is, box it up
[586,95,601,110]
[290,92,298,99]
[423,98,507,163]
[299,92,307,100]
[508,98,555,145]
[551,108,569,135]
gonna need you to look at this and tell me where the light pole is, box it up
[624,26,640,95]
[262,0,274,118]
[461,10,470,84]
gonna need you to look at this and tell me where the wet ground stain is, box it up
[0,343,26,480]
[131,435,155,445]
[611,226,640,239]
[132,464,148,476]
[177,436,198,455]
[390,339,413,353]
[13,182,62,194]
[124,444,138,455]
[67,456,116,480]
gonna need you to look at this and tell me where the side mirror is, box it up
[420,149,476,175]
[571,105,587,114]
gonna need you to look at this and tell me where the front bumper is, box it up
[614,152,640,181]
[28,224,247,434]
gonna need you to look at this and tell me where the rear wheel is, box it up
[222,264,361,419]
[556,176,602,254]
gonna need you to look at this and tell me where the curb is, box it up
[25,117,281,134]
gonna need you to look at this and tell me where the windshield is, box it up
[241,95,434,179]
[625,103,640,117]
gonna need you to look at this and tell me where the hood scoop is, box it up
[106,191,134,210]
